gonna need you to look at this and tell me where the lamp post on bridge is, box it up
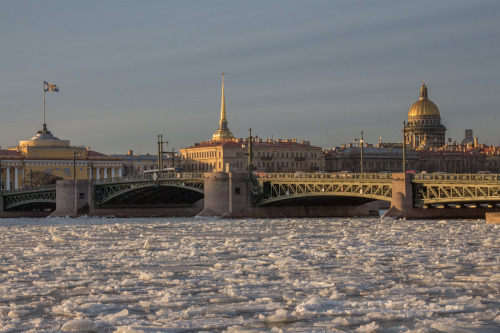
[248,128,253,175]
[73,147,82,217]
[157,135,168,174]
[402,121,407,174]
[360,131,364,173]
[354,132,364,173]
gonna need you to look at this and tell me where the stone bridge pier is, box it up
[50,180,92,217]
[198,172,248,217]
[385,173,413,218]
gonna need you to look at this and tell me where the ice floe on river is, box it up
[0,217,499,332]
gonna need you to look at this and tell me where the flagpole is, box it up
[43,81,46,127]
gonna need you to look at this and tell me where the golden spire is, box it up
[220,72,227,126]
[212,72,234,141]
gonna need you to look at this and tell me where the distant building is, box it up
[180,73,323,173]
[110,150,182,176]
[325,139,500,174]
[405,82,447,149]
[461,129,476,146]
[0,124,122,190]
[325,144,419,173]
[324,82,500,174]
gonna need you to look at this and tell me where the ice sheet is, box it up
[0,217,498,332]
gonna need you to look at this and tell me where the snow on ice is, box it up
[0,217,499,332]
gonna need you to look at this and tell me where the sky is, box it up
[1,1,499,154]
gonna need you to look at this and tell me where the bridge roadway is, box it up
[1,172,499,215]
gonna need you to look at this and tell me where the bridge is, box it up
[249,172,500,209]
[1,185,56,211]
[0,173,204,216]
[93,173,204,208]
[1,172,499,218]
[249,172,393,206]
[412,173,500,207]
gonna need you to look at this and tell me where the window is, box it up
[235,187,241,195]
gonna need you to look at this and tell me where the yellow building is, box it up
[180,74,324,173]
[0,124,122,190]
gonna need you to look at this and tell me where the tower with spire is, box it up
[212,72,235,141]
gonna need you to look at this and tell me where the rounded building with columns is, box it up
[405,82,446,149]
[0,124,122,190]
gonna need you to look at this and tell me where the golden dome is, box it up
[408,82,440,117]
[408,99,440,117]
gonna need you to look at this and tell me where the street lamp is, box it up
[402,121,407,173]
[360,131,364,173]
[157,134,168,174]
[73,147,80,217]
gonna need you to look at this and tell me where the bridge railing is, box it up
[1,184,57,194]
[92,172,205,184]
[253,172,393,181]
[413,173,500,182]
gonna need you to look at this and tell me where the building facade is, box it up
[325,144,419,173]
[180,74,324,173]
[0,124,122,190]
[325,140,500,174]
[110,150,182,176]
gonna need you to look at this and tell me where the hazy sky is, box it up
[1,1,499,154]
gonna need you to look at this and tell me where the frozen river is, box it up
[0,217,499,333]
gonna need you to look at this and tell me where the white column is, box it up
[97,168,101,179]
[6,167,11,190]
[104,168,108,179]
[14,167,19,189]
[111,168,115,178]
[89,166,93,180]
[119,168,123,178]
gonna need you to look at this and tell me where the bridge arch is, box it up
[95,181,204,208]
[2,186,57,211]
[255,178,393,207]
[256,192,388,207]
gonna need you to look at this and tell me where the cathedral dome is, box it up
[408,82,440,117]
